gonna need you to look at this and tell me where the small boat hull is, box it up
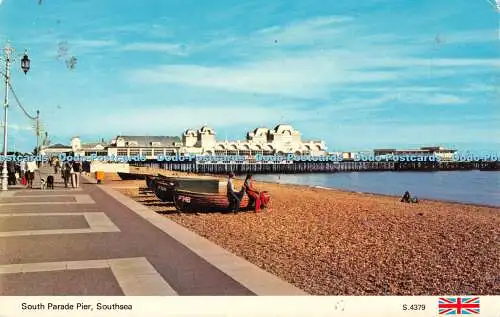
[174,190,250,212]
[145,175,157,191]
[154,180,176,202]
[118,172,149,180]
[156,174,221,193]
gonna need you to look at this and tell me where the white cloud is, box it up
[128,51,498,99]
[341,86,444,93]
[443,29,499,44]
[253,15,353,46]
[398,93,468,105]
[128,54,399,99]
[315,122,499,150]
[125,14,499,99]
[48,104,319,136]
[0,122,33,131]
[121,42,186,55]
[463,83,500,93]
[71,39,116,48]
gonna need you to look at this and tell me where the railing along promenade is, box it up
[130,159,500,175]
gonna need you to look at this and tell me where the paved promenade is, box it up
[0,167,306,296]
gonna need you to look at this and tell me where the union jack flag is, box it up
[438,297,480,315]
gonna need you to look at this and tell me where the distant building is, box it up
[373,146,456,161]
[43,124,328,159]
[40,137,108,157]
[420,146,456,161]
[40,143,72,156]
[71,137,108,156]
[106,124,327,158]
[107,136,182,158]
[181,124,327,156]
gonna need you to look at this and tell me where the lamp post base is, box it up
[1,162,8,191]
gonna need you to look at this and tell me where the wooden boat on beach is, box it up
[117,172,149,180]
[154,174,222,193]
[173,189,250,212]
[154,180,177,202]
[149,174,221,202]
[145,175,158,191]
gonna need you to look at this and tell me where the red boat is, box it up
[174,189,250,212]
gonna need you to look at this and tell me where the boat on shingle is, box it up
[117,172,149,180]
[151,174,222,203]
[173,189,250,212]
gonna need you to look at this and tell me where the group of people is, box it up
[6,160,38,188]
[4,157,82,189]
[226,172,269,213]
[57,160,82,188]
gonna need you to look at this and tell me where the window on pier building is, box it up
[142,149,152,156]
[152,149,163,156]
[85,151,107,156]
[117,149,128,156]
[129,149,140,156]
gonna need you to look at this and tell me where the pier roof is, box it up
[115,135,181,147]
[47,143,72,149]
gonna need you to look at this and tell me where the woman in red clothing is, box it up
[244,174,261,212]
[244,173,272,212]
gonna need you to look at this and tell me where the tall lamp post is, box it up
[1,45,31,191]
[36,110,40,154]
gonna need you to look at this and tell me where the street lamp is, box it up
[21,50,30,74]
[1,45,31,191]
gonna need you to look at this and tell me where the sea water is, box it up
[253,171,500,207]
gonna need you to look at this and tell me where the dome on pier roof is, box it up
[272,124,298,135]
[273,124,294,132]
[253,127,270,135]
[183,129,196,136]
[198,125,215,134]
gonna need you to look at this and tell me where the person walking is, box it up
[63,161,72,188]
[7,160,16,185]
[26,160,37,189]
[71,160,81,188]
[20,160,26,185]
[54,158,60,174]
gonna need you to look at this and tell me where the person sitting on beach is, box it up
[227,172,244,213]
[401,191,411,203]
[243,174,262,212]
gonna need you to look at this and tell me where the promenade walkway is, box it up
[0,166,306,296]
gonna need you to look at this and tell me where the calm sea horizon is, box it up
[253,171,500,207]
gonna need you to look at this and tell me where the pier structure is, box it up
[130,159,499,175]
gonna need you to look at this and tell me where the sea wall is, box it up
[89,162,130,173]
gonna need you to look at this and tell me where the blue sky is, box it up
[0,0,499,153]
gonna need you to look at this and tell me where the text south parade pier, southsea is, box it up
[2,153,497,163]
